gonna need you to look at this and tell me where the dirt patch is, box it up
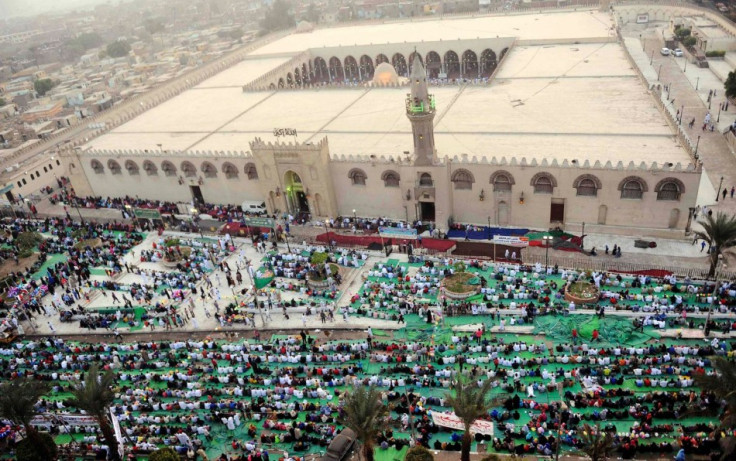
[0,253,39,279]
[442,272,477,293]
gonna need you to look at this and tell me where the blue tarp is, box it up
[447,226,529,240]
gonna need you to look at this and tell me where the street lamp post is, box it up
[695,135,701,157]
[696,76,700,90]
[581,222,585,250]
[323,219,330,249]
[543,235,553,272]
[716,176,724,201]
[679,105,684,125]
[657,64,662,81]
[706,254,726,330]
[487,216,491,241]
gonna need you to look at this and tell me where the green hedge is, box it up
[706,50,726,57]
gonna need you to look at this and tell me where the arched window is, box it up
[655,178,684,201]
[381,170,400,187]
[161,161,176,177]
[91,159,104,174]
[181,161,196,178]
[490,170,514,192]
[618,176,647,199]
[451,169,475,190]
[143,160,158,176]
[348,168,367,186]
[419,173,433,186]
[531,172,556,194]
[573,174,601,197]
[107,160,122,175]
[245,163,258,180]
[201,161,217,178]
[222,162,238,179]
[125,160,140,175]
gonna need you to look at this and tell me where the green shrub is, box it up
[15,432,58,461]
[164,238,180,247]
[18,249,34,259]
[148,447,180,461]
[310,251,328,265]
[453,261,467,273]
[405,446,434,461]
[15,232,42,251]
[675,27,691,38]
[706,50,726,57]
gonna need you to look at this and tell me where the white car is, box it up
[661,48,671,56]
[673,48,683,57]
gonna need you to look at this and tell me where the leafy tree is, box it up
[675,27,691,38]
[144,19,165,35]
[0,379,56,460]
[339,385,389,461]
[694,357,736,460]
[65,32,103,56]
[70,364,121,461]
[15,231,42,251]
[578,423,615,461]
[260,0,295,33]
[148,447,180,461]
[405,445,434,461]
[33,78,56,96]
[16,432,57,461]
[684,36,697,47]
[694,212,736,277]
[725,70,736,100]
[106,40,131,58]
[445,372,498,461]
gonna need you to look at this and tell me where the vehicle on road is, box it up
[661,48,671,56]
[673,48,683,57]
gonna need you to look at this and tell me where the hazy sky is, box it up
[0,0,113,18]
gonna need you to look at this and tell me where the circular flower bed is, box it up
[441,272,480,299]
[162,246,192,268]
[74,238,102,250]
[309,263,340,287]
[564,281,600,304]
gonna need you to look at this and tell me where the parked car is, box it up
[673,48,683,57]
[322,428,356,461]
[660,48,671,56]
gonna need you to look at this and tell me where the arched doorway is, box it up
[497,201,509,226]
[294,68,302,85]
[480,49,497,77]
[426,51,442,78]
[668,208,680,229]
[444,50,460,79]
[392,53,407,76]
[329,56,344,81]
[359,55,374,80]
[314,57,328,81]
[344,56,358,80]
[375,53,389,65]
[462,50,478,78]
[597,205,607,225]
[284,170,310,217]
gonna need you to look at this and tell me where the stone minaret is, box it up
[406,57,437,166]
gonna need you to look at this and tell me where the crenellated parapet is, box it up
[328,152,700,173]
[81,148,254,159]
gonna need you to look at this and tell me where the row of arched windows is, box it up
[90,160,259,180]
[348,168,685,201]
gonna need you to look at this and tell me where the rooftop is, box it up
[83,13,690,166]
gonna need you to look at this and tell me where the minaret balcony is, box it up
[406,94,436,115]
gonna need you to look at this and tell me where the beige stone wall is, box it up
[72,142,701,237]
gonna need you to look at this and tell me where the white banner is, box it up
[110,409,125,459]
[431,412,494,435]
[31,414,98,427]
[492,235,529,247]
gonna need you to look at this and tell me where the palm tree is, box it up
[578,423,615,461]
[445,372,497,461]
[338,385,389,461]
[70,364,120,461]
[694,212,736,277]
[694,356,736,460]
[0,379,56,460]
